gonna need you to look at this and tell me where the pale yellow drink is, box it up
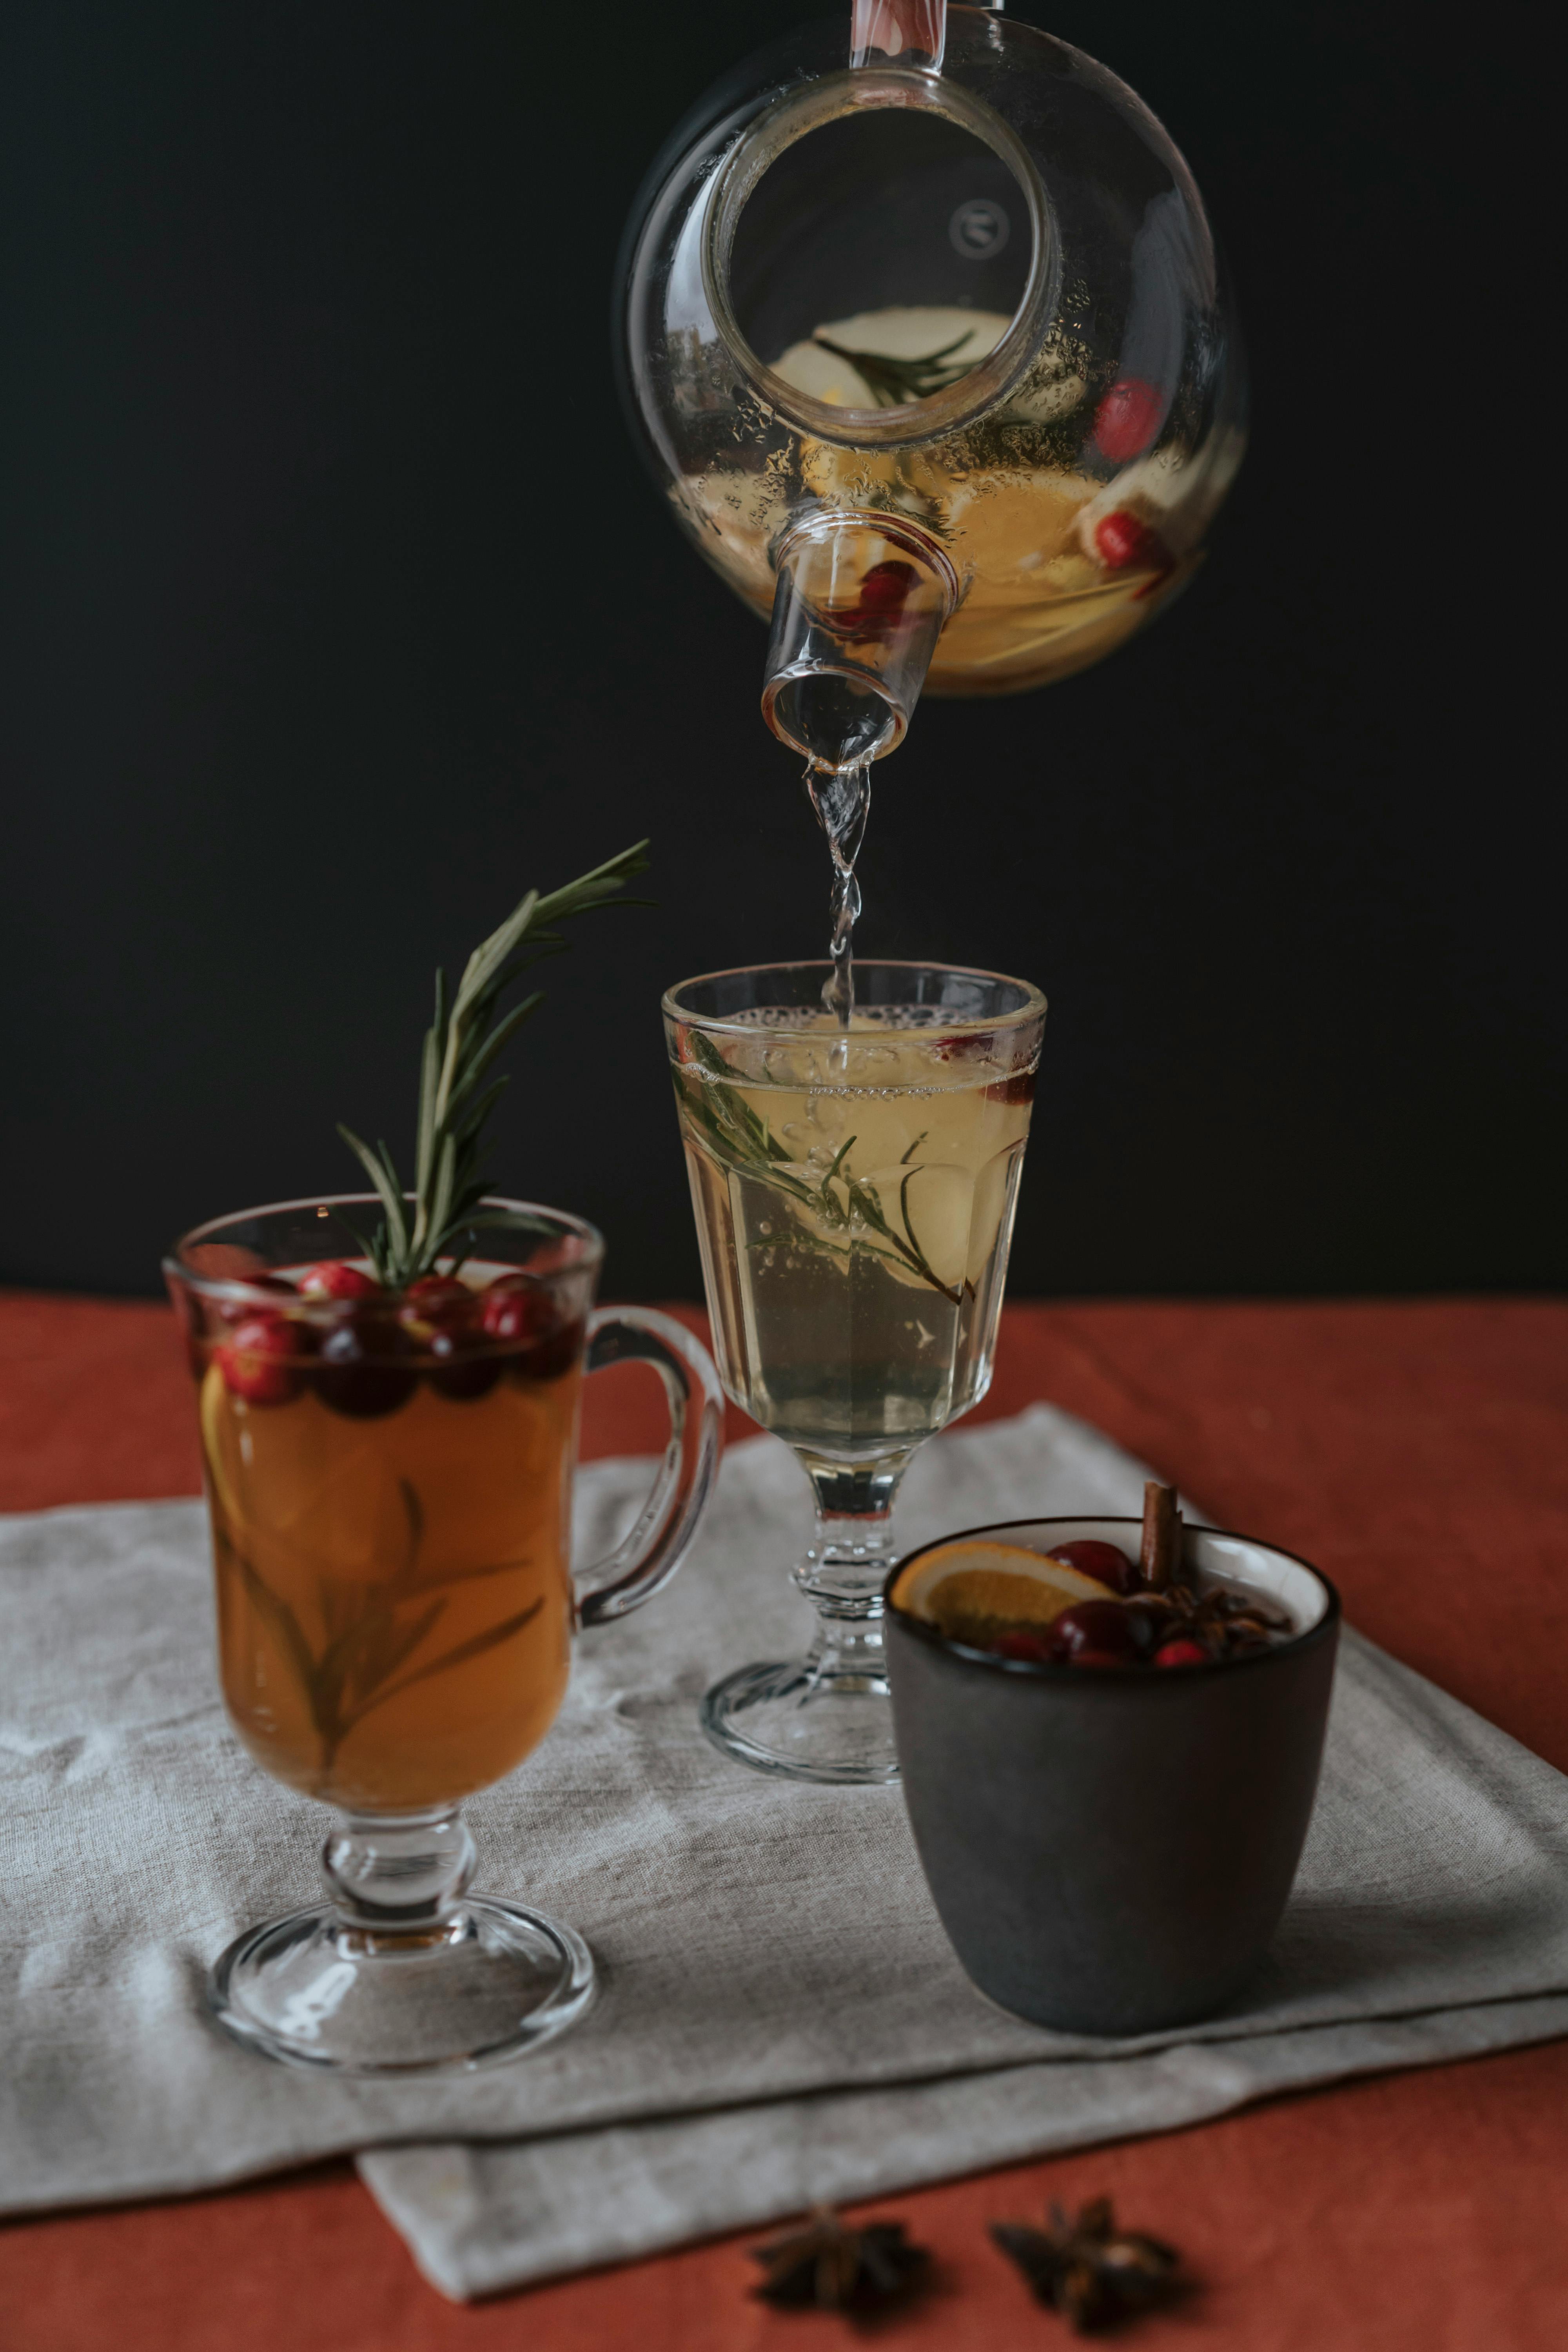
[669,1010,1036,1460]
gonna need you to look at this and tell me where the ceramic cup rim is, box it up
[884,1514,1342,1683]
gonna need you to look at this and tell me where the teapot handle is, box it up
[850,0,947,72]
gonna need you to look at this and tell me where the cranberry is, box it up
[1091,377,1164,462]
[983,1069,1036,1107]
[1092,511,1171,573]
[1050,1600,1141,1663]
[298,1260,381,1301]
[314,1313,417,1419]
[214,1272,296,1328]
[428,1329,503,1402]
[480,1275,582,1381]
[403,1275,471,1313]
[217,1312,308,1406]
[395,1276,500,1402]
[991,1628,1057,1664]
[838,558,920,643]
[931,1033,996,1063]
[480,1274,553,1345]
[517,1314,585,1384]
[1051,1539,1138,1595]
[1154,1638,1212,1669]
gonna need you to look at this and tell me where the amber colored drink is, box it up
[196,1350,579,1813]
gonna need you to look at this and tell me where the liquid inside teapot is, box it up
[699,300,1224,699]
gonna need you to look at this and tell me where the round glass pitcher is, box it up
[616,2,1246,769]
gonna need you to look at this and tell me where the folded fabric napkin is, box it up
[4,1406,1567,2301]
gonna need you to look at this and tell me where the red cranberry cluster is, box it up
[203,1262,582,1419]
[985,1539,1292,1672]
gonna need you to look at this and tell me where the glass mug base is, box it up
[699,1619,900,1786]
[209,1895,596,2075]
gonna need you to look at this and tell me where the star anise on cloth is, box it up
[750,2205,931,2313]
[991,2198,1181,2332]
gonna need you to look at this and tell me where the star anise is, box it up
[751,2205,930,2312]
[1133,1577,1292,1656]
[991,2198,1180,2332]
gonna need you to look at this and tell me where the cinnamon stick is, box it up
[1140,1481,1181,1590]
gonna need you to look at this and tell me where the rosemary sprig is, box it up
[811,330,982,408]
[675,1032,965,1304]
[338,840,650,1285]
[218,1479,547,1772]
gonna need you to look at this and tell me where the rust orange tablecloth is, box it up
[2,1293,1566,2349]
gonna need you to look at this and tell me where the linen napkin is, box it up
[4,1406,1567,2298]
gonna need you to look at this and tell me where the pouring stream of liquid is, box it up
[804,759,872,1031]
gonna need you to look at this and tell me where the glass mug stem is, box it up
[322,1808,477,1945]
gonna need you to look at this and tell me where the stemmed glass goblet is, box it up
[664,960,1044,1783]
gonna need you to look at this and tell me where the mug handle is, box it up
[573,1307,725,1628]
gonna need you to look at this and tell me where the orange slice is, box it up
[893,1539,1117,1632]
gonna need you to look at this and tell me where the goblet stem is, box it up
[698,1448,915,1783]
[793,1448,915,1612]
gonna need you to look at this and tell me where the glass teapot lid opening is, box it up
[704,69,1054,448]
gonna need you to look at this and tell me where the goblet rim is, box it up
[661,956,1047,1038]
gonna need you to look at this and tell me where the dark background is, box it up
[5,2,1558,1300]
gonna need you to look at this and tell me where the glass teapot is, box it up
[616,2,1245,770]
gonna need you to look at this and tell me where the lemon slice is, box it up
[893,1539,1116,1632]
[197,1357,247,1525]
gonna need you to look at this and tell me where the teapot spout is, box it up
[760,514,956,770]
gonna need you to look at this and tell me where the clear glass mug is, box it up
[165,1193,723,2074]
[663,960,1045,1784]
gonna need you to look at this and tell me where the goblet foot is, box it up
[699,1619,898,1784]
[209,1895,595,2074]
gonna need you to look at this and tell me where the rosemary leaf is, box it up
[446,996,541,1116]
[338,1124,409,1259]
[812,330,981,408]
[351,1597,546,1726]
[415,1024,441,1200]
[462,1206,556,1236]
[338,840,650,1283]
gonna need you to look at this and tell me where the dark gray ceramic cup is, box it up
[884,1517,1340,2036]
